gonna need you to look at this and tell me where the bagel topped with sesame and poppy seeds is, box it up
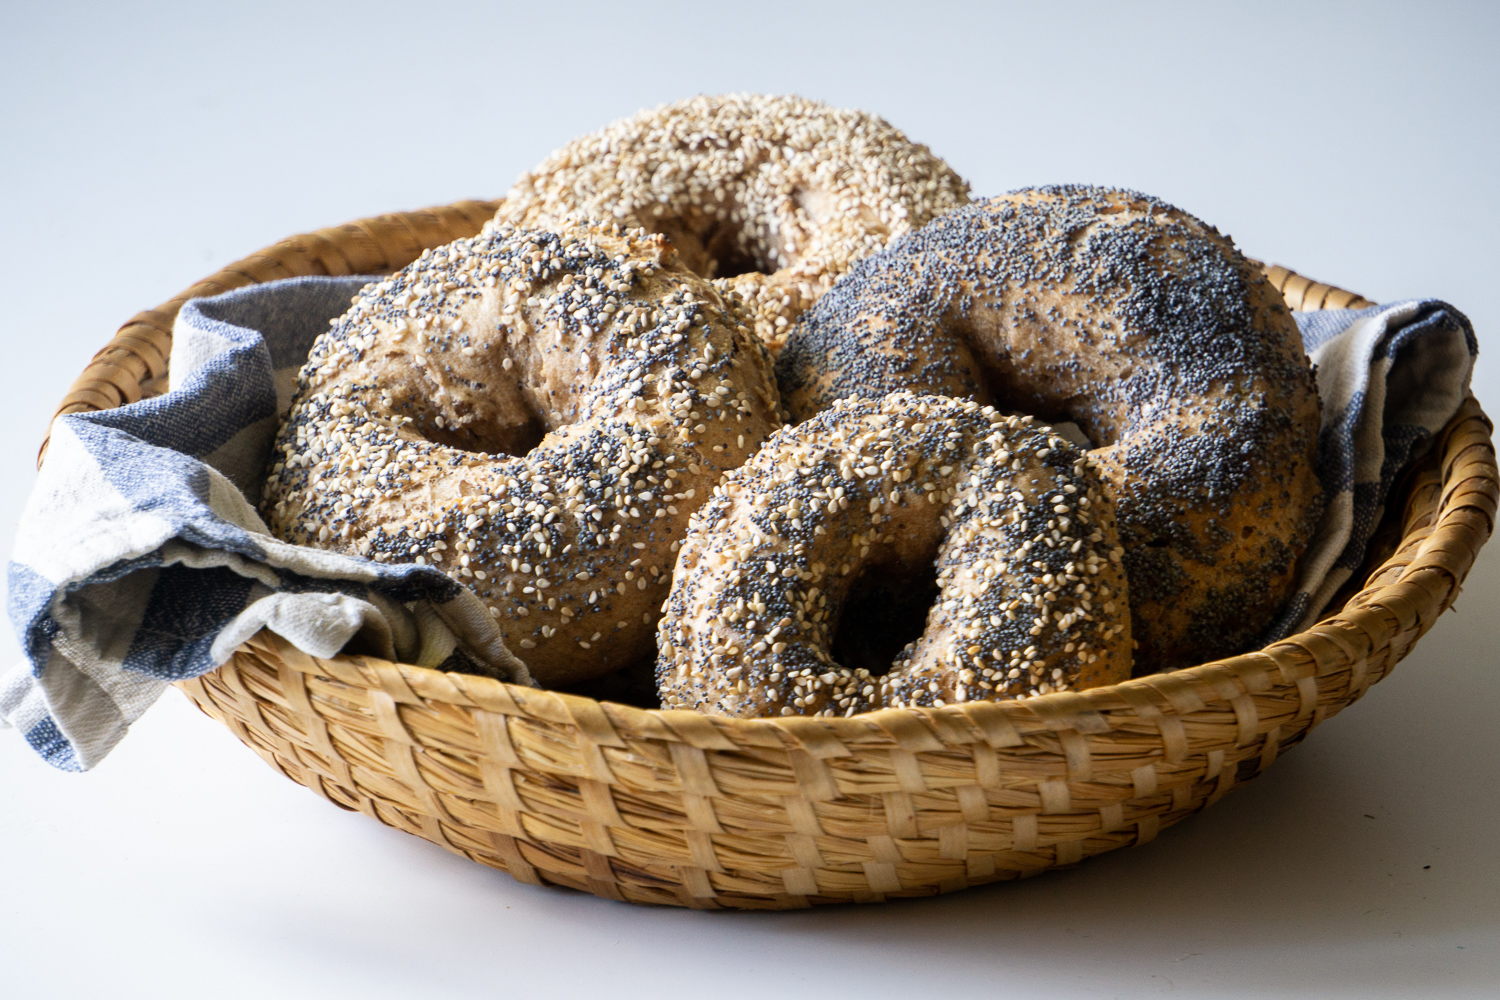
[656,392,1132,717]
[262,219,782,686]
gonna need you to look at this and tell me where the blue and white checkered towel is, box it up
[2,277,531,771]
[0,277,1476,770]
[1263,298,1477,639]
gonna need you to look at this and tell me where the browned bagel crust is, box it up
[498,94,971,353]
[261,220,781,686]
[657,393,1132,717]
[776,186,1323,671]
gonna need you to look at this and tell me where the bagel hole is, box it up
[421,410,548,458]
[831,563,941,677]
[952,314,1120,449]
[700,224,765,279]
[651,213,772,280]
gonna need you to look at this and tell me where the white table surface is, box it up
[3,3,1497,997]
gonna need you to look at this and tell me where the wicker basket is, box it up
[47,201,1498,910]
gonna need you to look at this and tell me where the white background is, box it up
[3,2,1497,996]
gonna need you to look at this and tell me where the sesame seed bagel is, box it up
[657,392,1132,718]
[262,220,782,686]
[776,186,1323,672]
[497,93,971,354]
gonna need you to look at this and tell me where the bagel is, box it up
[776,186,1322,671]
[497,93,971,353]
[657,392,1133,717]
[262,220,782,685]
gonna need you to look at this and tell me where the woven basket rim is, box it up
[43,199,1499,749]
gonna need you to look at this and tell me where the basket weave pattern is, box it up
[50,203,1497,909]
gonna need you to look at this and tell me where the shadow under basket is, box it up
[47,200,1498,910]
